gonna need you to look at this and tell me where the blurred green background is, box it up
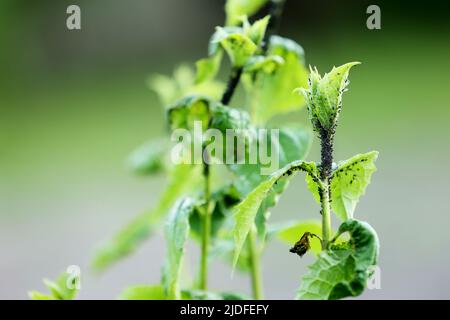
[1,0,450,299]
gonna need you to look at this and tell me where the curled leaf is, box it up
[297,219,379,300]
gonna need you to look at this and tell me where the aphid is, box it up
[289,232,321,258]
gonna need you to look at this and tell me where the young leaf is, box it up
[149,65,224,106]
[127,138,168,175]
[168,95,252,134]
[29,272,79,300]
[306,151,379,221]
[244,55,284,74]
[297,219,379,300]
[225,0,269,26]
[244,36,309,124]
[210,103,251,133]
[232,160,319,269]
[92,164,202,271]
[208,17,269,69]
[195,51,223,84]
[296,62,360,132]
[218,29,257,67]
[243,15,270,47]
[168,95,254,164]
[119,285,166,300]
[162,198,196,300]
[168,95,211,131]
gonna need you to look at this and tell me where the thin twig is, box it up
[220,0,287,105]
[221,67,243,105]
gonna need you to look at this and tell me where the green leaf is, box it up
[162,198,196,300]
[229,127,312,240]
[119,285,166,300]
[168,95,254,164]
[306,151,379,221]
[244,55,284,74]
[195,51,223,84]
[210,103,252,133]
[92,163,201,271]
[208,26,241,56]
[127,138,168,175]
[149,65,224,106]
[29,272,79,300]
[232,160,319,270]
[296,62,360,132]
[229,126,312,196]
[217,28,257,67]
[181,289,248,300]
[28,291,54,300]
[297,219,379,300]
[225,0,269,26]
[169,95,252,132]
[244,36,309,124]
[168,95,211,131]
[331,151,379,221]
[270,220,323,255]
[243,15,270,47]
[189,184,241,241]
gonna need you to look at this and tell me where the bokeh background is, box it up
[1,0,450,299]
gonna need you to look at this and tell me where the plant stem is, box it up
[247,228,263,299]
[199,149,211,290]
[221,67,243,105]
[262,0,286,52]
[320,180,332,248]
[319,129,334,249]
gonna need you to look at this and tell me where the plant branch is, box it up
[221,67,243,105]
[247,227,263,299]
[319,128,334,248]
[199,149,211,290]
[220,0,286,106]
[261,0,286,53]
